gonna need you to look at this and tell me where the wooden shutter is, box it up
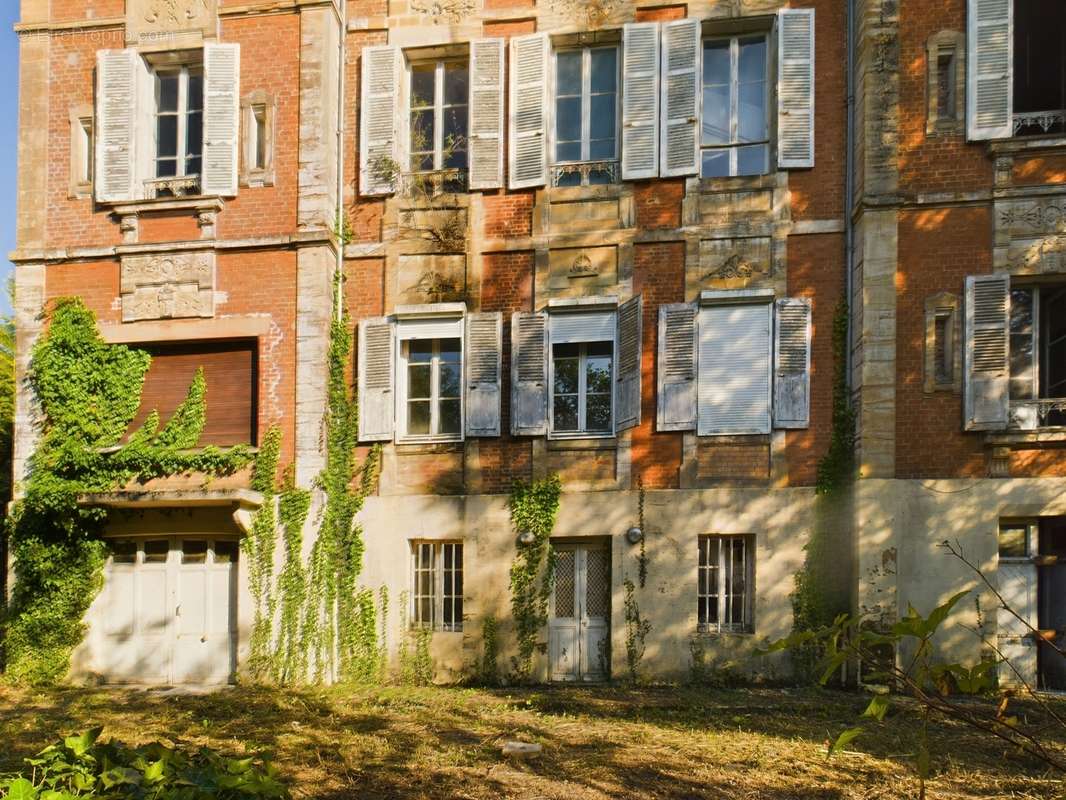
[773,298,812,429]
[967,0,1013,141]
[964,274,1010,430]
[509,33,550,190]
[697,303,773,436]
[777,9,815,169]
[128,341,257,447]
[622,23,660,181]
[95,49,138,203]
[510,311,548,436]
[469,39,505,190]
[358,317,396,442]
[659,18,700,178]
[615,296,643,432]
[466,312,503,437]
[657,303,697,432]
[203,43,240,197]
[360,46,401,196]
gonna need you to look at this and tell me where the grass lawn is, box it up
[0,683,1063,799]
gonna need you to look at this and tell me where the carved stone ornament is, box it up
[128,0,217,42]
[409,0,476,24]
[698,237,773,291]
[1000,202,1066,234]
[121,252,215,322]
[408,269,459,299]
[568,254,599,279]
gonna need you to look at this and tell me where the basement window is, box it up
[698,534,754,634]
[412,541,464,632]
[1014,0,1066,136]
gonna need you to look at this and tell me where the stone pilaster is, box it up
[294,246,337,486]
[297,5,341,233]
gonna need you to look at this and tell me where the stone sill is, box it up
[110,196,225,217]
[987,430,1066,446]
[547,437,617,451]
[395,440,464,455]
[79,487,263,510]
[989,135,1066,156]
[698,173,777,194]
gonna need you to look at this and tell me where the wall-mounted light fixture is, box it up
[626,526,644,545]
[517,530,537,546]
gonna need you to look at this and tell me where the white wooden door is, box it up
[998,561,1038,688]
[549,543,610,682]
[97,538,237,685]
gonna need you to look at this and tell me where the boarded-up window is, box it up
[128,340,258,447]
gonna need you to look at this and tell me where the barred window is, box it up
[697,535,754,633]
[411,541,464,632]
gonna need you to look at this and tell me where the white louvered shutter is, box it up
[509,34,550,189]
[967,0,1013,141]
[773,298,812,429]
[466,312,503,437]
[777,9,815,169]
[469,39,505,190]
[360,46,400,196]
[964,274,1010,431]
[203,43,240,197]
[511,311,548,436]
[657,303,697,432]
[659,18,700,178]
[622,23,660,181]
[615,296,643,432]
[697,303,773,436]
[95,49,139,203]
[358,317,396,442]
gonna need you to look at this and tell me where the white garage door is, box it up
[97,538,238,685]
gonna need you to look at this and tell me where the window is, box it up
[700,35,769,178]
[154,64,204,194]
[696,301,773,435]
[553,46,619,186]
[412,541,463,632]
[1009,286,1066,426]
[74,115,93,187]
[925,293,959,393]
[999,522,1034,559]
[937,51,957,122]
[400,337,463,440]
[698,535,753,633]
[1014,0,1066,136]
[552,342,613,434]
[251,106,267,171]
[409,59,469,189]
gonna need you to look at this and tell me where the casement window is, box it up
[240,91,276,187]
[69,108,94,197]
[968,0,1066,139]
[700,35,770,178]
[412,541,463,632]
[552,46,620,187]
[965,275,1066,431]
[657,293,812,435]
[697,534,754,634]
[358,309,503,442]
[94,44,239,202]
[409,59,470,191]
[153,64,204,195]
[126,340,258,447]
[511,297,642,438]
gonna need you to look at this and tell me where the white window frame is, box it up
[411,541,463,633]
[407,57,469,174]
[699,33,771,178]
[396,327,465,444]
[697,534,754,634]
[1010,285,1066,402]
[153,63,204,182]
[550,44,621,185]
[998,520,1037,563]
[549,340,615,438]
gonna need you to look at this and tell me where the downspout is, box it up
[845,0,856,391]
[336,0,348,319]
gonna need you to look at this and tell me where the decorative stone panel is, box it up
[127,0,219,45]
[397,254,468,305]
[996,198,1066,274]
[547,246,618,295]
[121,252,215,322]
[695,237,773,293]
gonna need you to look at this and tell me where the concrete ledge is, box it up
[79,488,264,510]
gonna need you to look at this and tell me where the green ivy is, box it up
[477,615,499,686]
[623,577,650,685]
[508,475,561,681]
[816,297,856,496]
[3,298,253,684]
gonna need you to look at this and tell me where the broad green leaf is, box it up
[142,759,165,783]
[923,591,971,636]
[63,727,103,757]
[828,727,864,756]
[3,778,39,800]
[862,695,890,722]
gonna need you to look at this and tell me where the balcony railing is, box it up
[1009,399,1066,431]
[1013,110,1066,137]
[551,160,619,188]
[144,175,202,199]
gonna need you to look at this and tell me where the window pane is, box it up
[701,83,730,145]
[737,82,767,142]
[736,144,768,176]
[590,48,617,93]
[439,338,461,362]
[410,109,435,164]
[703,41,730,85]
[556,51,582,96]
[158,75,179,112]
[556,96,582,156]
[589,94,616,145]
[586,356,612,394]
[110,540,137,564]
[439,363,461,399]
[440,399,461,435]
[408,363,431,399]
[185,111,203,157]
[182,540,208,564]
[554,394,579,431]
[409,340,433,362]
[408,400,431,435]
[999,525,1029,558]
[587,166,613,184]
[556,141,582,163]
[185,156,202,178]
[444,63,469,105]
[556,169,582,187]
[213,541,239,564]
[444,107,468,151]
[586,395,612,432]
[157,115,178,158]
[187,73,204,112]
[1011,289,1034,333]
[156,159,178,178]
[738,38,767,84]
[553,356,579,394]
[144,540,169,563]
[411,65,436,107]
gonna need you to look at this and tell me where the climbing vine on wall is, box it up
[3,298,253,684]
[816,297,856,496]
[508,474,561,681]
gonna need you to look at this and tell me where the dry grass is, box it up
[0,683,1063,799]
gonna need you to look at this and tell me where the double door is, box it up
[97,538,238,685]
[549,542,610,682]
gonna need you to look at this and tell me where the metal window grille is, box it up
[411,541,464,632]
[698,535,753,633]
